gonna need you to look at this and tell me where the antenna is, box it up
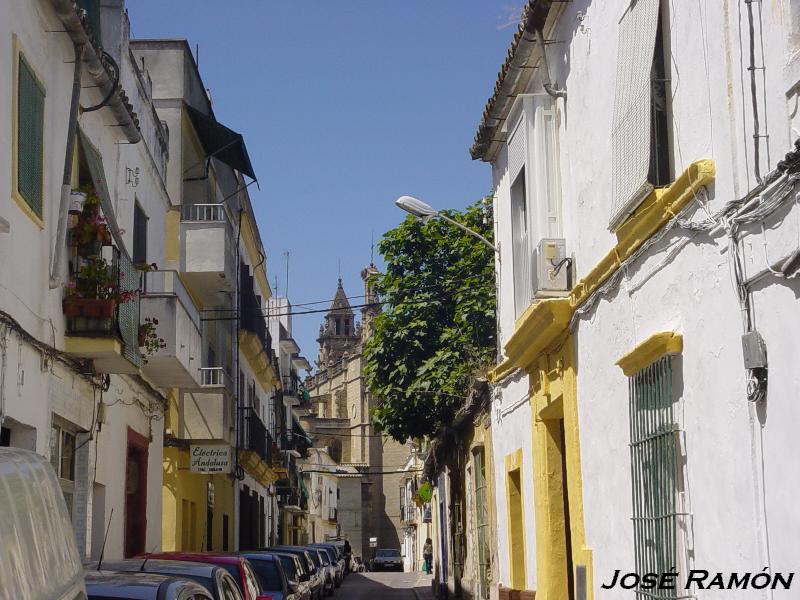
[283,251,290,297]
[370,231,375,266]
[338,259,342,282]
[96,507,114,570]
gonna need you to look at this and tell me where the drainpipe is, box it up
[49,43,85,289]
[536,29,567,100]
[48,0,140,142]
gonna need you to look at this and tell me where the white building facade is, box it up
[0,0,171,560]
[479,1,800,599]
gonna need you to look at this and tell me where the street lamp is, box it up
[394,195,499,254]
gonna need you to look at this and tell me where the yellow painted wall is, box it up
[162,446,235,552]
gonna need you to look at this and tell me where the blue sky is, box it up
[129,1,520,365]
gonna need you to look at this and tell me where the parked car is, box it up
[372,549,403,572]
[137,553,265,600]
[84,571,213,600]
[240,552,294,600]
[264,547,323,600]
[0,447,86,600]
[270,553,312,600]
[310,545,343,587]
[85,559,244,600]
[308,547,335,596]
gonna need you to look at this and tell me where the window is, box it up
[50,422,76,516]
[609,0,672,230]
[506,93,562,319]
[628,355,684,597]
[133,201,148,266]
[510,170,531,319]
[344,320,350,336]
[16,53,45,219]
[335,318,341,335]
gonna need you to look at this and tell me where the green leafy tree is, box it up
[363,198,496,441]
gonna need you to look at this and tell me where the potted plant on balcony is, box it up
[62,257,139,319]
[68,188,113,258]
[138,317,166,356]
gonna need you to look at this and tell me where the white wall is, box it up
[488,0,800,597]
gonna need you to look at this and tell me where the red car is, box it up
[137,552,270,600]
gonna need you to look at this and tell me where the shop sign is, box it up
[190,444,232,474]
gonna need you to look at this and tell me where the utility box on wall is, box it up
[532,237,570,297]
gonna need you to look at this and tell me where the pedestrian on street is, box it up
[423,538,433,575]
[343,539,352,574]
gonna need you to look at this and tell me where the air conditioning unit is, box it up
[532,238,570,298]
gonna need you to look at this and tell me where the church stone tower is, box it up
[316,278,360,366]
[360,263,380,340]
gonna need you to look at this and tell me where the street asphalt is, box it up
[335,571,435,599]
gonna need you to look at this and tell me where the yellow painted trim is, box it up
[165,207,181,263]
[531,339,593,600]
[616,331,683,376]
[571,160,715,308]
[238,449,278,487]
[11,35,45,230]
[504,448,526,590]
[238,330,277,391]
[64,336,123,356]
[504,448,523,472]
[494,160,715,380]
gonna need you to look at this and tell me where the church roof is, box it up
[328,278,353,314]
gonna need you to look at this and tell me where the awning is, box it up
[185,105,256,180]
[77,127,126,252]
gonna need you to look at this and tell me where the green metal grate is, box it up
[117,251,142,368]
[17,54,45,217]
[473,448,490,599]
[628,355,690,599]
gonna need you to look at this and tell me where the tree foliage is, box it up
[363,198,496,442]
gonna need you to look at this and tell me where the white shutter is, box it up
[508,113,527,182]
[609,0,661,230]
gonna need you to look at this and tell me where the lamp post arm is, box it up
[436,213,499,254]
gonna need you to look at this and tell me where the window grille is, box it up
[628,355,689,599]
[473,448,490,599]
[609,0,661,230]
[17,54,45,217]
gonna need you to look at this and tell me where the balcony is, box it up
[139,271,202,388]
[180,203,236,305]
[64,248,142,374]
[177,387,231,443]
[240,407,273,465]
[279,324,300,354]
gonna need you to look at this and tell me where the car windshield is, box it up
[249,559,283,591]
[318,551,330,565]
[277,555,297,579]
[306,551,321,568]
[377,549,401,557]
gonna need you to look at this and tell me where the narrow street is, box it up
[338,572,434,600]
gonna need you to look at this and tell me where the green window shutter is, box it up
[17,55,45,218]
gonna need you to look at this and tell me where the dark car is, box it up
[372,549,403,572]
[137,553,264,600]
[85,559,244,600]
[309,545,343,587]
[240,553,292,600]
[306,548,334,596]
[84,571,213,600]
[270,553,312,600]
[264,547,322,600]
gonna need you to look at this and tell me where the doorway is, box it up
[124,428,149,557]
